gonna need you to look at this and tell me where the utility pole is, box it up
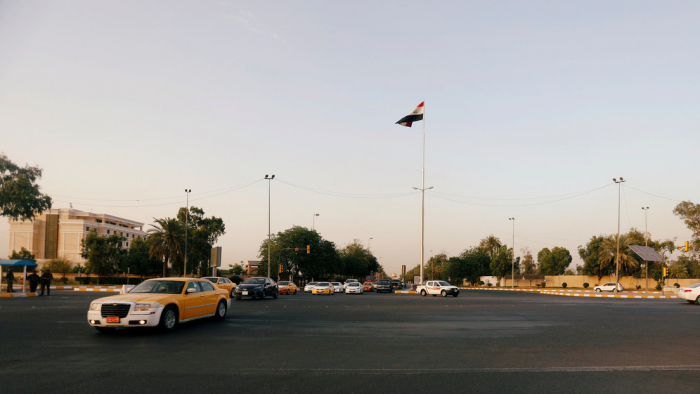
[313,213,319,230]
[368,237,373,250]
[642,206,649,292]
[184,189,191,277]
[613,178,625,293]
[509,218,515,289]
[265,175,275,278]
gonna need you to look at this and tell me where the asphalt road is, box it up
[2,290,699,393]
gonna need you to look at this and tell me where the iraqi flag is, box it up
[395,102,424,127]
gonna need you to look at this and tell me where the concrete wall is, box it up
[499,275,700,288]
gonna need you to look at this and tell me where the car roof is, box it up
[146,277,199,282]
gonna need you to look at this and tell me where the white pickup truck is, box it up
[416,280,460,297]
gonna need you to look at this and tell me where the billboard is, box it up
[210,246,222,268]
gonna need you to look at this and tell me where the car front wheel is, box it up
[273,291,278,299]
[421,290,427,297]
[159,306,178,332]
[595,288,601,292]
[214,301,227,319]
[441,290,447,297]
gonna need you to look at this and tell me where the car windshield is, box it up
[130,280,185,294]
[243,278,265,285]
[317,282,329,286]
[348,283,359,287]
[279,281,289,285]
[437,281,450,286]
[332,282,340,285]
[379,280,390,284]
[308,282,317,286]
[203,278,217,283]
[686,283,700,288]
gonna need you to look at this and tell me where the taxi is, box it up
[202,276,237,296]
[278,281,298,295]
[87,278,230,333]
[312,282,335,295]
[362,282,374,292]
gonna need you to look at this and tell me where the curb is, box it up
[542,292,677,299]
[0,292,38,298]
[461,288,540,292]
[73,288,121,292]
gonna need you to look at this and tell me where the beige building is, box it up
[241,260,261,275]
[8,208,146,266]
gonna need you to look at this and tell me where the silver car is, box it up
[679,283,700,304]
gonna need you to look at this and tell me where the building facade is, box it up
[8,208,146,265]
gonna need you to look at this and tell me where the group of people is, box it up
[4,268,54,296]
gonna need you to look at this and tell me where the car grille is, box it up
[101,303,131,318]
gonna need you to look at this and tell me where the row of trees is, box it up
[257,226,385,281]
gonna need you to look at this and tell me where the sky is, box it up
[1,0,699,275]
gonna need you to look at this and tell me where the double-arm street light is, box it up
[613,177,625,293]
[509,217,515,289]
[642,206,650,292]
[184,189,191,277]
[265,175,275,278]
[313,213,319,230]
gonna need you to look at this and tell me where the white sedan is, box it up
[345,282,363,294]
[343,279,359,290]
[594,282,624,292]
[331,282,344,293]
[678,283,700,304]
[304,282,318,293]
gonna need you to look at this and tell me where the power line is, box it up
[426,183,613,207]
[623,185,685,203]
[277,180,420,199]
[431,184,611,201]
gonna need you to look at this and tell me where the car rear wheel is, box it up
[95,327,116,333]
[595,288,601,292]
[421,290,427,297]
[214,301,227,319]
[159,306,178,332]
[441,290,447,297]
[230,289,235,298]
[273,291,278,299]
[696,296,700,305]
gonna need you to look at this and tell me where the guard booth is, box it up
[0,259,40,293]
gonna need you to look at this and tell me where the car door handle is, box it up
[200,294,205,297]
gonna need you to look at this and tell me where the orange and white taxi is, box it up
[363,282,374,292]
[87,278,230,332]
[312,282,335,295]
[202,276,237,296]
[278,281,298,295]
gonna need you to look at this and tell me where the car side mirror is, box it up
[187,288,197,294]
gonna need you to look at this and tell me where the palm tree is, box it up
[148,218,184,277]
[478,235,502,260]
[668,261,688,279]
[598,235,637,279]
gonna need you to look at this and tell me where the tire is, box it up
[696,296,700,305]
[95,327,116,333]
[421,290,427,297]
[293,289,297,295]
[158,306,178,332]
[273,291,278,299]
[235,296,241,300]
[214,300,227,320]
[230,289,235,298]
[688,300,696,304]
[258,291,265,300]
[453,293,458,297]
[595,288,601,292]
[441,290,447,297]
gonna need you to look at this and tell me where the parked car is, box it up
[304,282,318,293]
[391,279,403,290]
[417,280,460,297]
[376,279,393,293]
[278,281,298,295]
[202,277,237,297]
[594,282,624,292]
[345,282,363,294]
[331,282,344,293]
[234,277,278,300]
[678,283,700,304]
[312,282,334,295]
[87,278,230,332]
[362,282,374,292]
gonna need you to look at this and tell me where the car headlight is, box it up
[90,303,102,311]
[134,302,160,311]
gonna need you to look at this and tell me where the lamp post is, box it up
[642,206,649,292]
[184,189,191,277]
[509,217,515,289]
[313,213,319,230]
[413,186,434,285]
[368,237,373,250]
[613,177,625,293]
[265,175,275,279]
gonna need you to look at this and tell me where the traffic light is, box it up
[295,248,299,252]
[662,267,667,277]
[401,265,406,275]
[684,241,690,252]
[307,245,311,254]
[279,265,283,274]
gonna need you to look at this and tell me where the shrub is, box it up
[230,275,243,284]
[487,282,492,287]
[674,283,680,288]
[60,277,68,284]
[536,283,541,288]
[541,282,546,288]
[655,283,662,291]
[583,283,589,288]
[478,281,484,286]
[636,285,641,290]
[562,282,567,288]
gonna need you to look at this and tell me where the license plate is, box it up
[242,291,248,295]
[106,316,120,323]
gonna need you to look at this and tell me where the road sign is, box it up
[210,246,222,267]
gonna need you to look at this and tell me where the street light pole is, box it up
[313,213,319,230]
[184,189,191,277]
[265,175,275,278]
[642,206,649,292]
[613,177,625,293]
[509,217,515,289]
[368,237,373,250]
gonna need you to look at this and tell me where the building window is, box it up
[96,219,102,223]
[107,230,110,234]
[86,227,89,231]
[126,242,129,247]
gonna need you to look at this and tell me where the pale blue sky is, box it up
[1,1,698,274]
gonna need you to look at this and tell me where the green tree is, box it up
[537,246,572,275]
[46,258,72,279]
[668,260,689,279]
[0,154,52,221]
[123,237,162,278]
[674,201,700,259]
[520,248,536,274]
[176,207,225,276]
[477,235,502,260]
[148,218,184,277]
[231,264,244,276]
[81,230,126,283]
[598,235,637,279]
[446,247,491,285]
[9,247,36,261]
[339,239,380,279]
[490,245,515,281]
[426,253,448,280]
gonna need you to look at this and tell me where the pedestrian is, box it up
[27,270,40,293]
[40,269,53,296]
[5,268,15,292]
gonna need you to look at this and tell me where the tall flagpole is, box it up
[420,102,425,286]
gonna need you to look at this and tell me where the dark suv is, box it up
[391,279,403,290]
[376,279,393,293]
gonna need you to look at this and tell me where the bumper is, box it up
[312,290,331,295]
[87,307,164,328]
[679,292,696,301]
[235,289,264,298]
[346,289,362,293]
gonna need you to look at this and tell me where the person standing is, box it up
[40,269,53,296]
[5,268,15,292]
[27,270,40,293]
